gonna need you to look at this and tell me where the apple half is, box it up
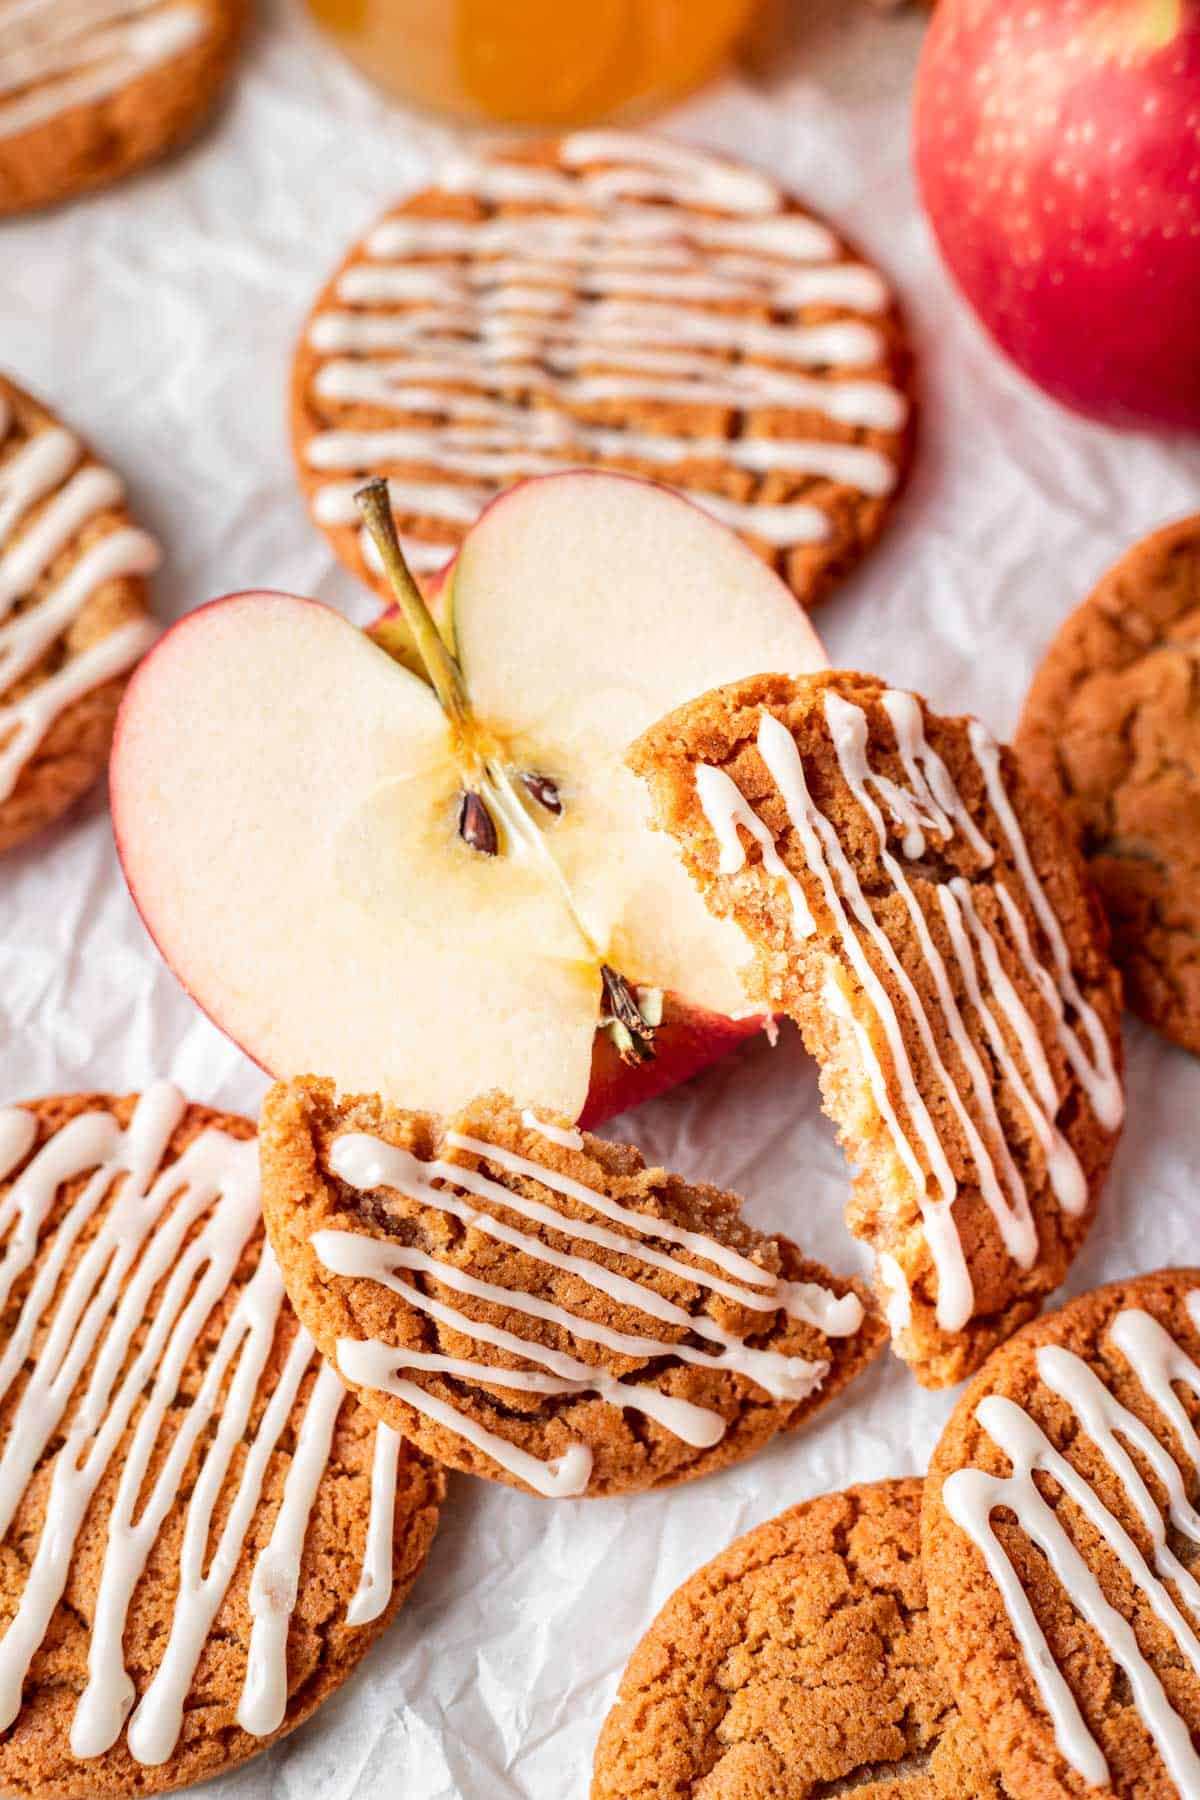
[112,472,826,1124]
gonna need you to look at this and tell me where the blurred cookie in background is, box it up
[291,131,915,615]
[0,0,249,217]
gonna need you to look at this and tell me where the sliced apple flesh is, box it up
[112,472,827,1121]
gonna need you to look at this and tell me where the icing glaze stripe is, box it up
[345,1421,402,1627]
[303,131,907,580]
[0,1085,399,1765]
[969,721,1123,1132]
[754,708,973,1330]
[322,1122,863,1498]
[0,403,159,803]
[943,1290,1200,1790]
[692,690,1118,1334]
[304,423,898,498]
[519,1109,583,1151]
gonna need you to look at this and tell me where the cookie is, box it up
[259,1077,885,1501]
[630,670,1124,1388]
[1016,514,1200,1058]
[0,374,160,856]
[291,130,914,611]
[0,1083,443,1799]
[593,1477,1006,1800]
[0,0,246,217]
[923,1269,1200,1800]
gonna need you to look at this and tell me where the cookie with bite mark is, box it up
[629,670,1123,1387]
[259,1076,885,1500]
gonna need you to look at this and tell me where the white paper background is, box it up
[3,3,1200,1794]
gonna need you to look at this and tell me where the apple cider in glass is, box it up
[303,0,758,126]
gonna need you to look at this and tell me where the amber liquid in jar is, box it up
[305,0,758,127]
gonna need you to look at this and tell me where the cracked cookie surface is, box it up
[923,1269,1200,1800]
[592,1477,1007,1799]
[259,1077,884,1500]
[0,1087,443,1799]
[630,671,1123,1388]
[1016,514,1200,1057]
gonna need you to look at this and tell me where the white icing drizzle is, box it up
[520,1108,584,1151]
[876,1252,911,1335]
[0,401,159,804]
[970,716,1124,1133]
[0,0,207,140]
[942,1291,1200,1791]
[322,1121,864,1499]
[695,760,815,937]
[0,1106,36,1180]
[691,690,1120,1335]
[345,1420,402,1627]
[306,422,896,498]
[0,1085,400,1765]
[303,131,907,578]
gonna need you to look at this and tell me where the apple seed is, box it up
[458,791,498,856]
[520,772,562,816]
[601,963,657,1065]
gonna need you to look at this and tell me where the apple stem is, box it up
[355,479,472,734]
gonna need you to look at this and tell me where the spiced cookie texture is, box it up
[630,671,1124,1388]
[0,374,160,856]
[923,1269,1200,1800]
[259,1077,885,1501]
[0,0,247,217]
[1017,514,1200,1058]
[592,1478,1007,1799]
[291,130,915,611]
[0,1084,443,1799]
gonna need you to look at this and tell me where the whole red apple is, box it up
[914,0,1200,429]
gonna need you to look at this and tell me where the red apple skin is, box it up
[580,1000,766,1130]
[113,592,766,1127]
[915,0,1200,429]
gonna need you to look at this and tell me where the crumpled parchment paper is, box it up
[2,1,1200,1794]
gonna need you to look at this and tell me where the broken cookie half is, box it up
[260,1076,884,1499]
[629,670,1124,1387]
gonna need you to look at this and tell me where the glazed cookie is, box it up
[259,1077,885,1501]
[593,1478,1007,1799]
[291,130,914,610]
[630,671,1124,1388]
[0,374,160,856]
[923,1269,1200,1800]
[0,1083,443,1799]
[1016,514,1200,1057]
[0,0,247,217]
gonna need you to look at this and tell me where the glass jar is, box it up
[305,0,760,127]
